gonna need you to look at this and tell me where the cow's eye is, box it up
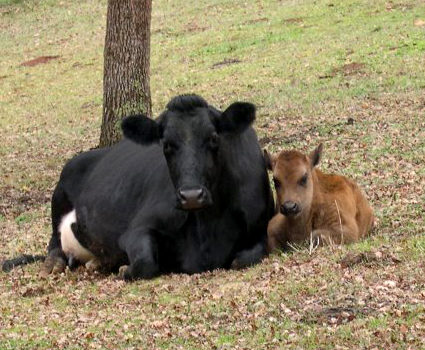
[163,141,177,155]
[273,178,281,189]
[208,133,219,150]
[298,174,308,186]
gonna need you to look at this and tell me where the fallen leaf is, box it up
[20,55,60,67]
[414,19,425,27]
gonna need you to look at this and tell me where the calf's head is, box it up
[264,144,323,217]
[122,94,255,211]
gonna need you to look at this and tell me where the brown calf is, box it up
[264,144,374,251]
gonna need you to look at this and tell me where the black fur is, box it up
[166,94,208,112]
[121,114,161,145]
[216,102,256,134]
[5,94,274,280]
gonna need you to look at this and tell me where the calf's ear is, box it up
[121,115,161,145]
[263,149,276,171]
[216,102,256,134]
[309,143,323,167]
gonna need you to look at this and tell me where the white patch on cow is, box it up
[59,210,95,263]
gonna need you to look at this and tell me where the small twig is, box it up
[287,242,302,252]
[308,231,320,255]
[335,199,344,244]
[309,231,313,254]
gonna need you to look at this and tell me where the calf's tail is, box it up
[2,254,45,272]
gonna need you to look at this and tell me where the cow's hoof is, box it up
[39,256,66,277]
[85,259,100,272]
[118,265,129,279]
[124,260,159,280]
[230,258,245,270]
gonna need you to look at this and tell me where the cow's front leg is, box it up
[119,229,159,281]
[231,241,267,269]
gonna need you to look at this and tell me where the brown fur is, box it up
[265,144,374,251]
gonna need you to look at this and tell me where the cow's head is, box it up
[264,144,323,217]
[122,94,255,211]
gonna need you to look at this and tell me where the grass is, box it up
[1,0,425,348]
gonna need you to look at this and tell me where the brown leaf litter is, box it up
[20,56,60,67]
[340,250,402,268]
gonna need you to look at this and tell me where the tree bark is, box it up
[99,0,152,148]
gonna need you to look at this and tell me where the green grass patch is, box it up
[0,0,424,348]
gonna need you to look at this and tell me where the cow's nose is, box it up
[177,187,207,210]
[178,188,204,201]
[280,201,300,216]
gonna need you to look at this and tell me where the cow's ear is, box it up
[216,102,256,134]
[263,149,276,171]
[309,143,323,168]
[121,115,161,145]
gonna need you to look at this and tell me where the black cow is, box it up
[4,95,274,280]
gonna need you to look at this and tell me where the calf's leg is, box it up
[313,221,359,245]
[267,214,287,252]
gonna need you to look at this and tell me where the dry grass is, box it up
[1,0,424,348]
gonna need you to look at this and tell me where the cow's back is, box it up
[74,140,175,249]
[59,147,110,203]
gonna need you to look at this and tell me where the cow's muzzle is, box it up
[177,186,212,210]
[280,201,301,217]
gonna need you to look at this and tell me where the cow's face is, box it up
[122,95,255,211]
[264,144,323,217]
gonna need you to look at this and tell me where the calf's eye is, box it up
[273,178,281,189]
[298,174,308,186]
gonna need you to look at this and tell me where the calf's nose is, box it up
[280,201,300,216]
[177,187,208,210]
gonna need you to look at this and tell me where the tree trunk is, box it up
[99,0,152,148]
